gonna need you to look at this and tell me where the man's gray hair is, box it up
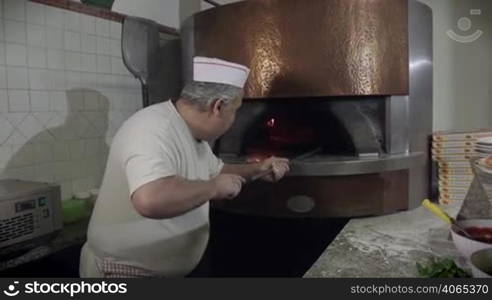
[180,81,243,110]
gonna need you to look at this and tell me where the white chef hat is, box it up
[193,56,250,89]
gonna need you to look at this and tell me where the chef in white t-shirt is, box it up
[79,57,290,277]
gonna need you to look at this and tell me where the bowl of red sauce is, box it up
[451,219,492,259]
[464,226,492,244]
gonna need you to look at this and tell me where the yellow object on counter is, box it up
[422,199,453,224]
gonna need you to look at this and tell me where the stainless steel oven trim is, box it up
[221,152,425,176]
[408,0,433,209]
[386,95,410,155]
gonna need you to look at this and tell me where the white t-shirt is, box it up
[85,100,223,276]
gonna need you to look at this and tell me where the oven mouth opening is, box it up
[242,112,357,161]
[216,97,387,161]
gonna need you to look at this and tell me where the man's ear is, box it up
[211,98,224,116]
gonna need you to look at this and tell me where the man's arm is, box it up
[131,174,245,219]
[221,157,290,182]
[221,163,262,181]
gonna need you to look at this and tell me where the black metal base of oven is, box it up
[189,208,349,277]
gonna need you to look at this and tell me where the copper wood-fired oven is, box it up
[181,0,433,217]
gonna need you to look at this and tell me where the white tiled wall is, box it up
[0,0,142,200]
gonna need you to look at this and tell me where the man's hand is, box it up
[212,174,246,200]
[256,156,290,182]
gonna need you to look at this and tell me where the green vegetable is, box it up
[416,258,471,278]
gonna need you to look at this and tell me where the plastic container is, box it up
[62,198,88,224]
[470,248,492,278]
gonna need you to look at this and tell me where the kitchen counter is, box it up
[304,202,466,278]
[0,219,89,272]
[305,159,492,278]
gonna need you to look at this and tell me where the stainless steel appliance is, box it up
[182,0,433,217]
[0,180,63,254]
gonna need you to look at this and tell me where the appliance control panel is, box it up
[0,180,62,249]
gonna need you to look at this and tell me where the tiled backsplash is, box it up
[0,0,142,200]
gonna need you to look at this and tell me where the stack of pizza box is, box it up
[432,130,492,204]
[475,139,492,199]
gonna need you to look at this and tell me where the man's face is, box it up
[208,96,243,140]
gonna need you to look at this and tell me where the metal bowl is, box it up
[470,248,492,278]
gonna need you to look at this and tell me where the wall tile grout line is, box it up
[0,0,142,199]
[29,0,180,36]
